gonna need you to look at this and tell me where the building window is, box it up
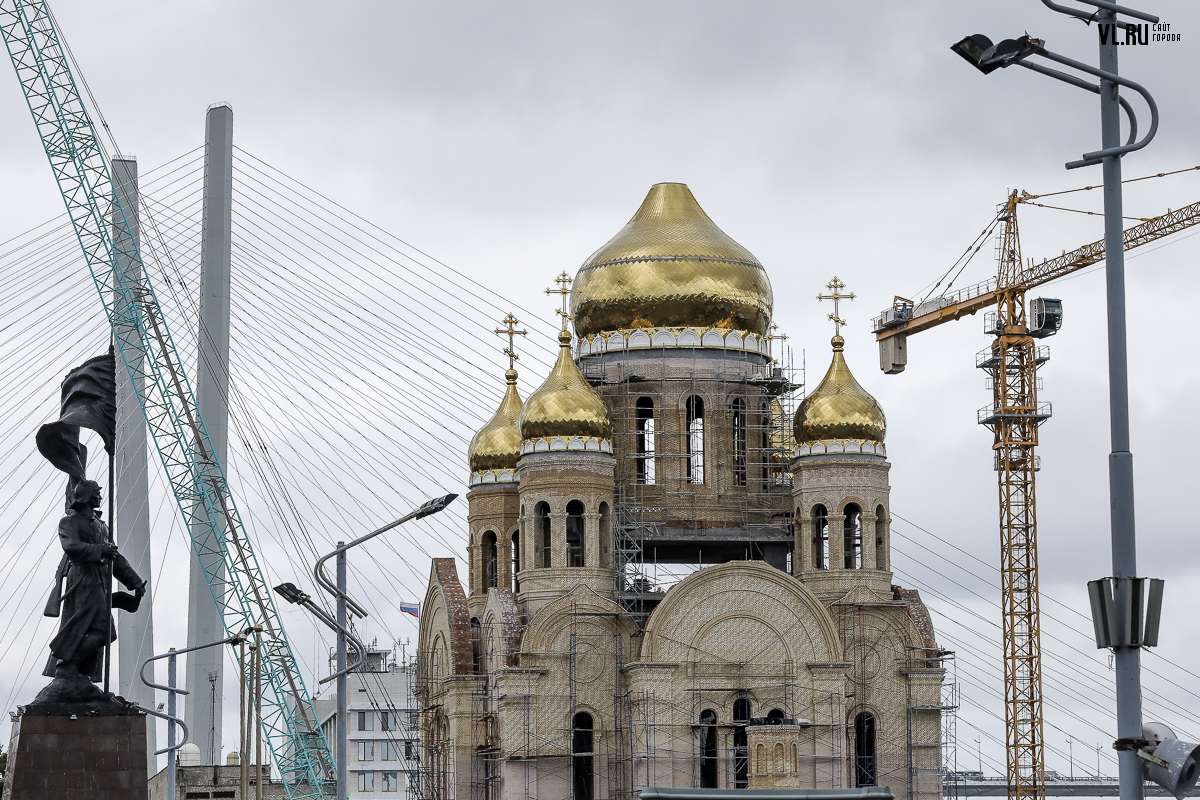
[573,712,594,800]
[636,397,656,484]
[686,396,705,484]
[700,709,718,788]
[536,502,552,568]
[406,710,419,729]
[875,505,887,570]
[358,771,375,792]
[471,618,483,673]
[359,740,374,761]
[358,711,374,731]
[855,712,877,786]
[566,500,585,567]
[482,530,498,589]
[405,741,419,761]
[812,505,829,570]
[382,771,400,792]
[381,711,395,731]
[382,741,397,761]
[732,398,747,487]
[511,530,521,593]
[844,503,862,569]
[598,503,610,566]
[733,697,750,788]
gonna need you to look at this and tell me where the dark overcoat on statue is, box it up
[42,508,141,681]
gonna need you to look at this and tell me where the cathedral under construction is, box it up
[416,183,949,800]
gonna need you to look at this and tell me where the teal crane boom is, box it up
[0,3,334,796]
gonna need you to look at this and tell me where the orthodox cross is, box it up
[494,313,527,369]
[545,271,573,330]
[817,276,855,336]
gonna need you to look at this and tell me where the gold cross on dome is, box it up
[545,271,573,330]
[494,313,527,369]
[817,276,855,336]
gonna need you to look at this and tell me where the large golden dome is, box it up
[519,330,612,442]
[794,336,886,445]
[468,368,523,472]
[571,183,773,338]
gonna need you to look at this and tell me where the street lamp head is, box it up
[274,582,310,605]
[414,493,458,520]
[952,33,1045,74]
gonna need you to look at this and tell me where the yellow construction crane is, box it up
[874,193,1200,800]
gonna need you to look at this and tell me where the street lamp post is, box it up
[139,628,255,800]
[950,4,1161,800]
[275,493,457,800]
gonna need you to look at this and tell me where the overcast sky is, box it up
[1,0,1198,780]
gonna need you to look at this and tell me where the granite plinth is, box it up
[2,705,148,800]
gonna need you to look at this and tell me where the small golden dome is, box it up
[571,183,773,338]
[468,368,523,472]
[519,330,612,442]
[794,336,886,445]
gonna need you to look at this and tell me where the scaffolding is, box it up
[578,341,801,624]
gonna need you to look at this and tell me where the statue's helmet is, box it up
[70,479,102,508]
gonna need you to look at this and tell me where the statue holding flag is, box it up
[31,349,145,705]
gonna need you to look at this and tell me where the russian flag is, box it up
[400,602,420,619]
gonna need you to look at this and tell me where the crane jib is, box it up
[875,198,1200,343]
[0,1,335,797]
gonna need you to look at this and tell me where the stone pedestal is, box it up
[2,703,148,800]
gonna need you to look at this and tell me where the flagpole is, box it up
[103,340,115,696]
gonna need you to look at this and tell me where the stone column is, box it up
[861,513,878,570]
[551,513,567,568]
[111,156,158,774]
[827,514,846,573]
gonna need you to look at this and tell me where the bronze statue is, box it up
[36,479,144,703]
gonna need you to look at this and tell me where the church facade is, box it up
[416,184,946,800]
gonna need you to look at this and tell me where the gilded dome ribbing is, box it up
[794,336,886,445]
[519,330,612,442]
[468,368,523,472]
[570,183,773,338]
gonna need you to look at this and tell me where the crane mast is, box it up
[982,192,1048,800]
[0,2,334,796]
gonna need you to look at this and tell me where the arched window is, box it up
[875,505,887,570]
[766,708,785,725]
[470,618,483,674]
[511,530,521,593]
[482,531,498,589]
[573,712,594,800]
[699,709,718,788]
[686,396,705,484]
[756,743,766,774]
[598,503,610,567]
[733,697,750,788]
[774,742,785,773]
[844,504,863,569]
[812,505,829,570]
[855,711,877,786]
[536,502,552,568]
[636,397,656,485]
[731,398,747,486]
[566,500,585,567]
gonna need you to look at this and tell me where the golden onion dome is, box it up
[570,183,773,338]
[468,368,523,472]
[519,330,612,442]
[794,336,886,445]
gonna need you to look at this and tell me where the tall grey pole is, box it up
[111,155,158,774]
[337,543,348,800]
[185,102,234,765]
[1097,14,1142,800]
[168,649,178,800]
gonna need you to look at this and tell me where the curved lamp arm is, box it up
[1016,59,1139,165]
[1033,48,1159,167]
[1041,0,1158,25]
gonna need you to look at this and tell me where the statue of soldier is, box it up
[38,479,145,699]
